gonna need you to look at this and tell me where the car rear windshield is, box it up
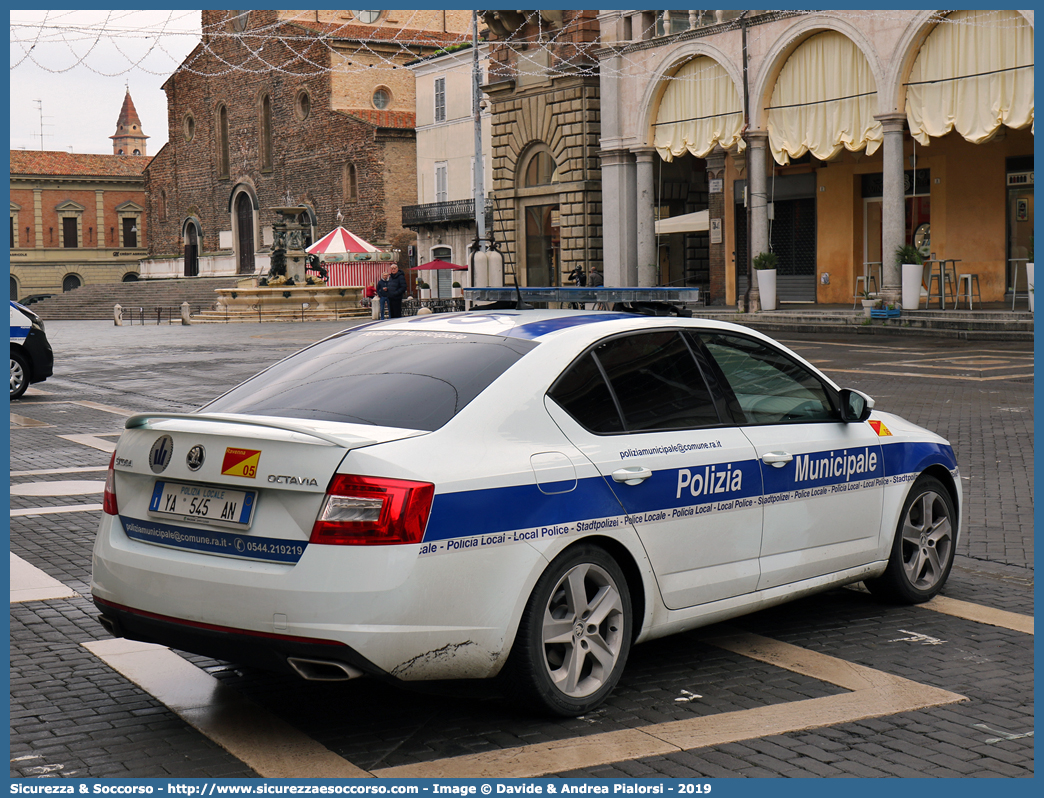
[202,329,539,431]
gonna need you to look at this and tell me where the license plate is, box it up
[148,480,256,530]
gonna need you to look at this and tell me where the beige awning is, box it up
[654,56,744,162]
[906,10,1034,146]
[767,31,882,165]
[655,210,709,235]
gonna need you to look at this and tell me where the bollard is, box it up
[416,306,434,316]
[181,302,191,325]
[371,300,379,320]
[113,304,123,326]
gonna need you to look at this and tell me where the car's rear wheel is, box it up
[865,475,956,603]
[11,351,29,400]
[503,545,632,716]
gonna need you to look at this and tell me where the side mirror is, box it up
[839,388,874,423]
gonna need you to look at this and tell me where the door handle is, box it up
[611,466,653,485]
[761,452,793,468]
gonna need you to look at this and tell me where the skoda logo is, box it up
[149,435,174,474]
[186,445,206,471]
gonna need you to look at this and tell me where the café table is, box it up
[922,258,960,309]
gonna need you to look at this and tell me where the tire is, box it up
[10,351,29,400]
[502,545,632,716]
[865,475,956,604]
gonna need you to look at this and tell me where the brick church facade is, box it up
[142,10,470,279]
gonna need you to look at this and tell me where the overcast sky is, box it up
[10,10,203,155]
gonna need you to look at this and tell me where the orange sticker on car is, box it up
[868,420,892,437]
[222,447,261,478]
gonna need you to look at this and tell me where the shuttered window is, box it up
[434,77,446,123]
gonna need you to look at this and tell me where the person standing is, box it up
[376,272,391,320]
[588,265,606,309]
[386,263,408,318]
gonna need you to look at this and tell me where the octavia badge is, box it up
[186,445,206,471]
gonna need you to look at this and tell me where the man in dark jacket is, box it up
[375,272,391,319]
[386,263,408,318]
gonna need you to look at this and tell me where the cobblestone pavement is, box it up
[9,321,1033,779]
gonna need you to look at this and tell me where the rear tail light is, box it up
[103,452,119,516]
[311,475,434,546]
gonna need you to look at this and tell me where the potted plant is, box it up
[897,244,923,310]
[452,281,463,298]
[860,288,879,318]
[418,280,431,300]
[752,251,778,311]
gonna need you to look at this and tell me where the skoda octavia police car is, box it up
[92,311,960,715]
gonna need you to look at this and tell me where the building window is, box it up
[260,94,273,169]
[62,217,79,248]
[159,190,167,223]
[9,206,19,248]
[352,10,382,23]
[434,76,446,123]
[217,104,230,179]
[183,112,195,141]
[523,149,559,187]
[229,11,250,32]
[343,163,358,203]
[122,218,138,248]
[295,89,311,121]
[435,162,448,203]
[372,87,391,110]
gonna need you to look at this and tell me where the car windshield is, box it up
[203,328,539,431]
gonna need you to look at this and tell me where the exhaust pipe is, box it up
[287,657,364,682]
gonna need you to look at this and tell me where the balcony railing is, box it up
[402,198,493,229]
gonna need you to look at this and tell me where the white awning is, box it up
[655,210,709,235]
[653,56,744,162]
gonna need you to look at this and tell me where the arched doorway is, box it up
[184,221,199,276]
[62,274,82,293]
[10,276,18,301]
[122,272,139,282]
[235,193,255,274]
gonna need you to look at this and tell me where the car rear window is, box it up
[203,329,539,431]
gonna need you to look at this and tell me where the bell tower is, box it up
[111,89,148,156]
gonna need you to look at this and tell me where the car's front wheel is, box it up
[503,545,632,716]
[11,351,29,400]
[865,474,956,603]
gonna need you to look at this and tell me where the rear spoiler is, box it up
[124,412,377,449]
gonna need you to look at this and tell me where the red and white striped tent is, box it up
[305,227,398,288]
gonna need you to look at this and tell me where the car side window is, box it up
[551,330,721,434]
[698,332,837,425]
[547,352,624,433]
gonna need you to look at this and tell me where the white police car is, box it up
[10,300,54,399]
[92,311,960,715]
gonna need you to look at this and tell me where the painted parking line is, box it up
[826,368,1032,382]
[84,626,966,779]
[82,639,371,779]
[923,595,1033,635]
[10,553,78,603]
[10,413,52,428]
[11,503,103,517]
[373,629,967,778]
[11,466,109,477]
[57,433,119,453]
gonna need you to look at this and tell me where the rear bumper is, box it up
[94,597,385,679]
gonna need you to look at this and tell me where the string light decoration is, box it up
[11,9,1031,84]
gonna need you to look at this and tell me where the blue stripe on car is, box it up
[422,440,957,543]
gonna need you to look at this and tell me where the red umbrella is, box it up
[413,258,468,271]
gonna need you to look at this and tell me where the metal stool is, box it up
[956,273,981,310]
[852,275,879,308]
[926,270,955,309]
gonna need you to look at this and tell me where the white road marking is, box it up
[57,433,119,453]
[11,503,103,517]
[10,480,104,497]
[83,639,372,779]
[11,466,108,477]
[889,629,947,646]
[10,553,77,603]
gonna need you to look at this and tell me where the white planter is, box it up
[1027,263,1034,312]
[901,262,923,310]
[452,287,463,298]
[861,299,877,318]
[420,288,431,300]
[756,269,776,311]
